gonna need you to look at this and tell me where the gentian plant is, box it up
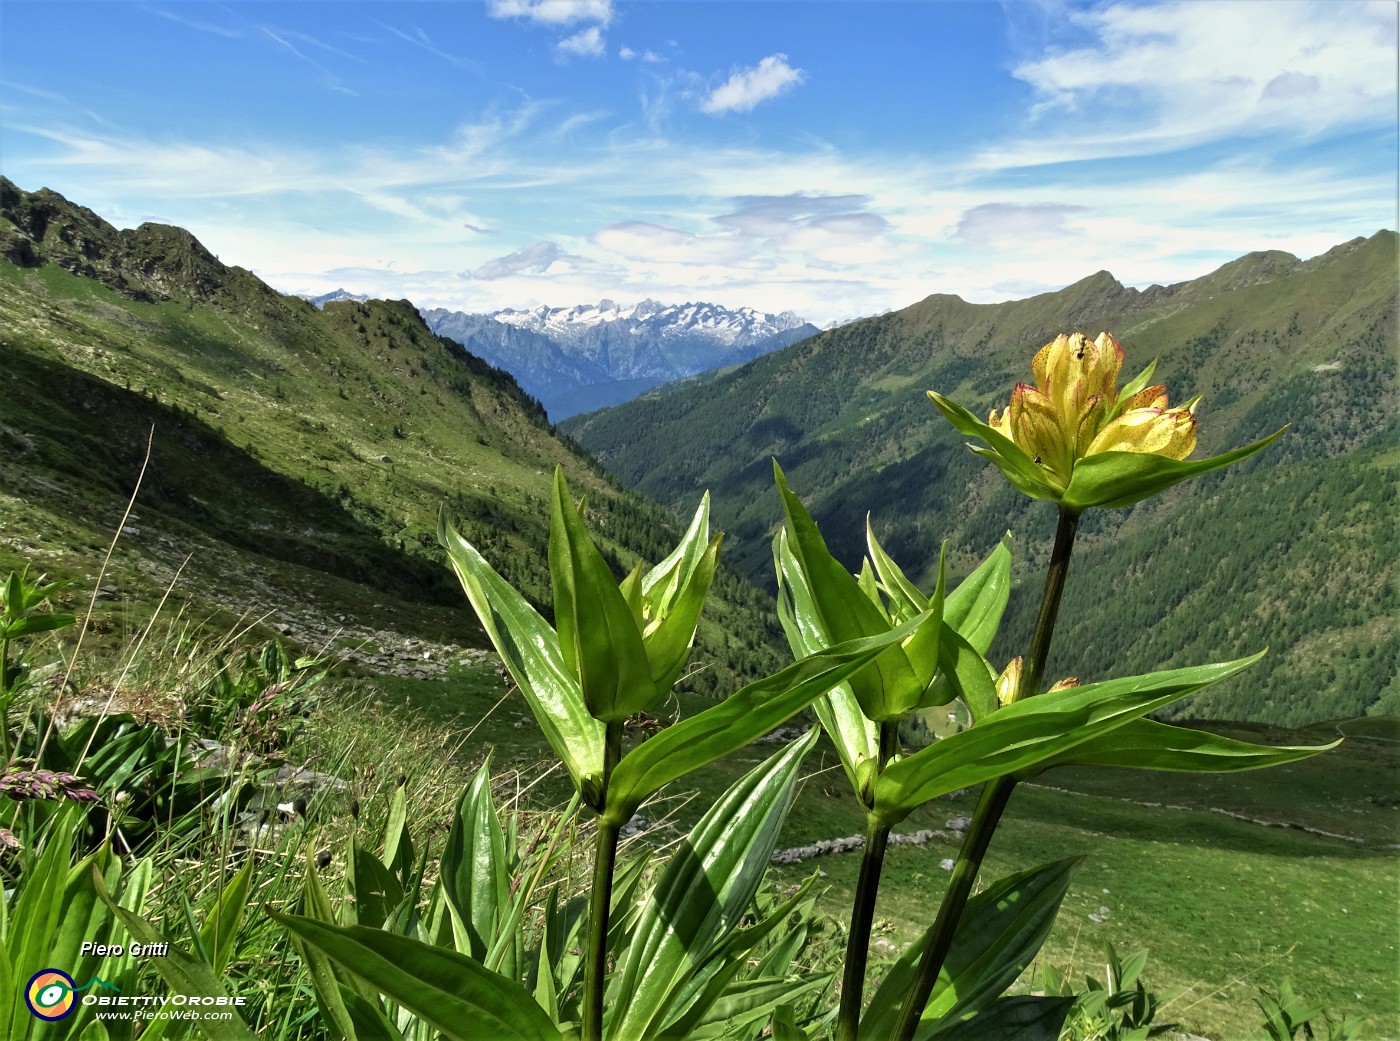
[275,332,1335,1041]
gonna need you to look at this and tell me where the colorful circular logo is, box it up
[26,969,77,1021]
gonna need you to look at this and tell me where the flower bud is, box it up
[996,657,1023,707]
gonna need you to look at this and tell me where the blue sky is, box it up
[2,1,1395,324]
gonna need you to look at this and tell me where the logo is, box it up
[24,970,121,1021]
[26,970,77,1021]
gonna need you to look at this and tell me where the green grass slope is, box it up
[379,663,1400,1040]
[0,177,783,694]
[565,232,1399,725]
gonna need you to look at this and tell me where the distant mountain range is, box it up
[418,299,819,419]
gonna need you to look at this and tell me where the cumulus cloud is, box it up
[557,26,605,58]
[486,0,612,25]
[471,241,565,279]
[951,203,1087,248]
[701,54,804,114]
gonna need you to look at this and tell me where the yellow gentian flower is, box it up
[928,329,1279,513]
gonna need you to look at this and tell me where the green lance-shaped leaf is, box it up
[918,537,1013,723]
[1059,427,1286,511]
[92,869,259,1041]
[928,621,999,725]
[642,490,713,609]
[604,615,931,827]
[657,876,820,1037]
[347,838,404,932]
[338,985,407,1041]
[770,1006,809,1041]
[1029,717,1339,774]
[774,461,939,722]
[942,536,1012,657]
[868,522,947,712]
[608,730,818,1039]
[873,653,1264,826]
[199,858,254,976]
[290,852,367,1041]
[865,518,936,622]
[272,914,562,1041]
[438,512,605,797]
[663,975,834,1041]
[1105,358,1160,424]
[641,532,722,694]
[440,759,510,962]
[550,466,658,722]
[381,783,415,887]
[6,808,79,1040]
[920,996,1074,1041]
[860,858,1081,1039]
[927,392,1061,503]
[774,528,879,800]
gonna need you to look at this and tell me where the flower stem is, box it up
[582,720,624,1041]
[1019,507,1080,705]
[835,721,900,1041]
[890,506,1081,1041]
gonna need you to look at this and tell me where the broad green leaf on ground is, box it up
[608,731,817,1039]
[93,869,258,1041]
[273,915,561,1041]
[860,858,1081,1040]
[441,759,509,962]
[922,996,1074,1041]
[199,859,253,976]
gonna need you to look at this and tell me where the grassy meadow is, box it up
[376,664,1399,1040]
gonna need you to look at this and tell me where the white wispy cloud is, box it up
[487,0,612,26]
[557,26,606,59]
[260,28,358,95]
[140,4,242,38]
[701,54,805,115]
[990,0,1397,167]
[20,107,1385,322]
[375,20,480,72]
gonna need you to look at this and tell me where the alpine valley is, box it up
[0,177,785,698]
[416,299,819,419]
[1,173,1395,732]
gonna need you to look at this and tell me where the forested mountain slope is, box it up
[0,178,783,695]
[565,232,1399,724]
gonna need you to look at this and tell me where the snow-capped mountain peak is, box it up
[303,288,370,308]
[422,297,820,420]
